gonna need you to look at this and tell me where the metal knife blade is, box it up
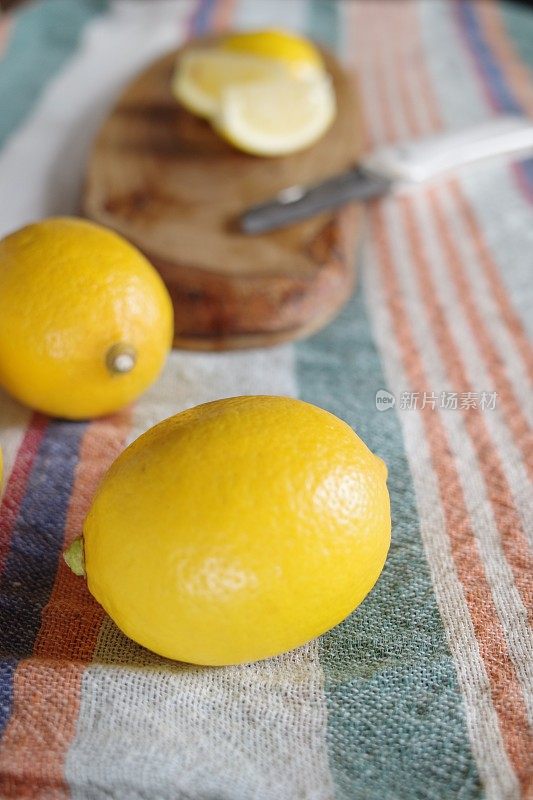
[240,167,391,235]
[240,115,533,235]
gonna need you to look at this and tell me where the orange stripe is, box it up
[353,0,533,790]
[211,0,237,33]
[0,415,48,576]
[0,411,131,798]
[0,16,12,59]
[401,194,533,616]
[430,184,533,478]
[380,0,533,594]
[476,0,533,116]
[0,661,78,800]
[448,179,533,385]
[365,0,397,145]
[384,0,425,138]
[371,203,533,791]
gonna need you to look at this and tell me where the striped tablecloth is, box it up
[0,1,532,798]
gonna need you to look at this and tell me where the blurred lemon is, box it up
[0,217,173,419]
[172,48,286,118]
[68,396,391,665]
[172,28,336,156]
[222,29,324,77]
[215,72,336,157]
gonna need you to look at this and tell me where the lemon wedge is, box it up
[222,29,324,77]
[215,73,336,157]
[172,49,286,118]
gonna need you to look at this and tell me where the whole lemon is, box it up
[0,217,173,419]
[74,396,391,665]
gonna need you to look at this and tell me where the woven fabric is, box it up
[0,1,532,798]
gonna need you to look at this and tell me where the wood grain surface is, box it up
[84,42,364,349]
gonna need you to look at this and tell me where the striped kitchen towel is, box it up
[0,1,532,798]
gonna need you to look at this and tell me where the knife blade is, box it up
[240,115,533,235]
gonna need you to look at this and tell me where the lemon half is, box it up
[172,49,286,118]
[215,73,336,157]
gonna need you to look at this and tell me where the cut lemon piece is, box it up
[216,74,336,157]
[222,29,324,77]
[172,49,286,118]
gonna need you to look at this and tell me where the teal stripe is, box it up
[306,0,337,50]
[296,290,483,800]
[298,4,483,798]
[501,1,533,71]
[0,0,106,149]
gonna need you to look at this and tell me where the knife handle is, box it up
[240,168,391,235]
[363,115,533,183]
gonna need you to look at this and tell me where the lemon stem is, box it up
[106,344,137,375]
[64,536,86,577]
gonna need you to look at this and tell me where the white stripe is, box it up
[0,390,32,500]
[459,164,533,341]
[418,0,488,128]
[68,346,334,800]
[0,0,192,238]
[363,240,519,800]
[387,194,533,725]
[126,347,300,443]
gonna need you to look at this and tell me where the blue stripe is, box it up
[0,659,16,739]
[456,0,521,114]
[516,156,533,189]
[0,420,86,738]
[191,0,216,37]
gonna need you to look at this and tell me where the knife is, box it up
[240,115,533,235]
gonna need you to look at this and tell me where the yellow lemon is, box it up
[172,48,287,119]
[173,30,324,119]
[68,396,391,666]
[222,29,324,76]
[171,29,335,156]
[215,72,336,157]
[0,218,173,419]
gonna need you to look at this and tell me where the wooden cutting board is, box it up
[83,42,363,350]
